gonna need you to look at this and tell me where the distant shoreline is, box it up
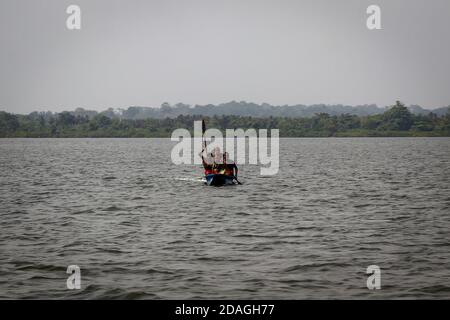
[2,129,449,138]
[1,102,450,138]
[1,132,450,138]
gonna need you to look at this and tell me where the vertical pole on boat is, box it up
[201,119,208,183]
[202,119,207,154]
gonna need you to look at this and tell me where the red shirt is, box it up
[202,158,214,175]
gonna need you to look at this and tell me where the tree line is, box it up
[1,102,449,138]
[50,101,450,119]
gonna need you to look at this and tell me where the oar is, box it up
[202,119,207,152]
[234,176,242,185]
[201,120,208,180]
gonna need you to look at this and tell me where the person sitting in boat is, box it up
[223,152,238,177]
[210,147,228,174]
[200,153,213,175]
[199,147,216,175]
[212,147,222,164]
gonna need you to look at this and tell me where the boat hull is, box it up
[205,174,235,186]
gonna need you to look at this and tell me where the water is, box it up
[0,138,449,299]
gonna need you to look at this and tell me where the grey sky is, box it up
[1,0,449,113]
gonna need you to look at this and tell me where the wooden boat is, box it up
[205,174,235,186]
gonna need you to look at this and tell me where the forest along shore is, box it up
[1,102,449,138]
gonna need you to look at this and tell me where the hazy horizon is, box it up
[1,0,450,113]
[2,100,450,116]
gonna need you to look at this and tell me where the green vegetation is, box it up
[1,102,449,138]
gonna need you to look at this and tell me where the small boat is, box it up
[201,120,241,187]
[205,174,235,186]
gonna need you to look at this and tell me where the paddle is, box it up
[234,176,243,185]
[202,119,207,152]
[201,120,208,180]
[233,162,242,185]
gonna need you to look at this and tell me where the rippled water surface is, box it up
[1,138,449,299]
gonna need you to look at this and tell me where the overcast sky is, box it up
[1,0,449,113]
